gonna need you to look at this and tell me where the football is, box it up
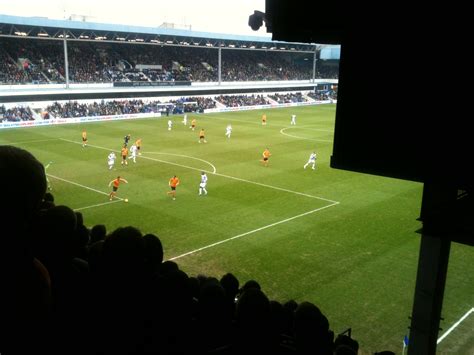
[124,198,128,202]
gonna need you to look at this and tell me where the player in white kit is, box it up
[304,151,317,170]
[291,114,296,125]
[199,171,208,195]
[225,124,232,138]
[108,152,116,170]
[128,145,138,163]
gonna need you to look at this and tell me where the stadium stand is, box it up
[0,36,340,85]
[0,15,338,126]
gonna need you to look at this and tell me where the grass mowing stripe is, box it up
[1,138,60,145]
[169,202,339,261]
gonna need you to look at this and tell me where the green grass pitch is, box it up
[1,104,473,353]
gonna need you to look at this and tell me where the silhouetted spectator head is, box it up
[39,192,56,210]
[102,226,145,278]
[235,288,272,351]
[238,279,261,299]
[87,240,105,274]
[220,272,240,301]
[269,300,287,335]
[272,300,294,336]
[0,145,46,243]
[75,211,84,226]
[335,334,359,354]
[243,279,260,290]
[152,269,192,325]
[90,224,106,244]
[196,273,209,285]
[0,146,51,349]
[188,276,200,300]
[159,260,179,275]
[374,352,395,355]
[294,302,333,354]
[236,287,270,330]
[74,211,90,255]
[143,233,163,273]
[36,205,78,261]
[283,299,298,313]
[198,278,229,324]
[43,192,54,202]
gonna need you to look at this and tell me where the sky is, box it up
[0,0,270,37]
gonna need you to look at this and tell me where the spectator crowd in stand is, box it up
[307,90,338,101]
[45,100,164,118]
[1,91,338,123]
[215,94,270,107]
[0,90,338,124]
[0,37,339,85]
[43,98,217,119]
[0,104,34,122]
[267,92,307,104]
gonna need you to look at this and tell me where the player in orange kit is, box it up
[121,145,128,166]
[82,130,88,147]
[198,128,207,143]
[167,175,180,200]
[108,176,128,200]
[135,138,142,155]
[261,147,271,167]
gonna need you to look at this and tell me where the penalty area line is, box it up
[47,174,124,211]
[47,174,119,198]
[213,171,339,204]
[74,199,122,211]
[169,201,339,261]
[437,307,474,344]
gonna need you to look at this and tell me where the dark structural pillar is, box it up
[408,183,458,355]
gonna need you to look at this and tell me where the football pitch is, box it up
[1,104,473,353]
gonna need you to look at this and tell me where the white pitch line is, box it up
[213,171,339,203]
[47,173,123,201]
[60,138,211,174]
[59,138,338,203]
[437,307,474,344]
[1,138,59,145]
[169,202,339,261]
[145,151,217,174]
[74,199,122,211]
[280,127,333,142]
[298,126,334,132]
